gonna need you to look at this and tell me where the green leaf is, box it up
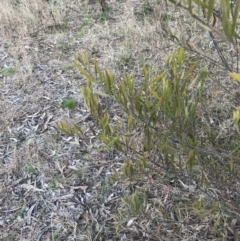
[233,107,240,130]
[229,160,234,172]
[187,150,196,170]
[188,0,192,14]
[128,114,135,129]
[207,0,215,22]
[72,123,84,135]
[125,73,134,95]
[56,121,71,135]
[193,200,202,210]
[104,69,113,94]
[230,72,240,82]
[181,61,199,94]
[75,52,84,64]
[232,0,240,36]
[94,57,104,82]
[221,0,231,39]
[84,52,90,71]
[143,64,150,91]
[73,60,94,84]
[177,47,185,65]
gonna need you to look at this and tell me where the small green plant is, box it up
[60,42,73,52]
[76,168,86,178]
[99,11,111,21]
[119,55,135,69]
[141,2,154,15]
[24,164,38,175]
[48,180,59,189]
[78,29,85,38]
[161,12,172,22]
[122,191,145,215]
[16,208,26,218]
[64,63,74,71]
[61,98,77,110]
[81,15,92,26]
[62,22,69,30]
[134,1,154,18]
[1,67,16,75]
[52,133,61,141]
[3,43,11,49]
[51,234,60,241]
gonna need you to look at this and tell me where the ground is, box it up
[1,0,240,240]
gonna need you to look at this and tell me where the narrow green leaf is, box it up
[187,150,196,170]
[230,72,240,82]
[73,123,83,135]
[84,52,90,71]
[181,61,199,93]
[178,48,185,65]
[125,73,134,95]
[73,60,94,83]
[76,52,84,64]
[135,86,143,111]
[207,0,215,22]
[188,0,192,14]
[221,0,231,39]
[143,64,150,92]
[105,69,113,94]
[56,121,73,136]
[128,114,135,129]
[229,160,234,172]
[94,58,104,82]
[232,0,240,36]
[193,200,201,210]
[142,152,147,167]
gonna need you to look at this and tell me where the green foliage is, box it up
[24,164,39,175]
[56,120,83,136]
[61,98,77,110]
[62,22,69,31]
[134,1,154,17]
[232,105,240,132]
[168,0,240,41]
[64,63,74,71]
[55,47,240,222]
[99,10,112,21]
[59,49,209,175]
[16,208,26,218]
[121,191,145,215]
[81,15,92,26]
[1,67,16,75]
[56,1,240,220]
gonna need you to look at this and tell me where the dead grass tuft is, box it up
[0,0,72,38]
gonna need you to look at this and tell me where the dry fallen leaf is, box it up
[21,184,44,192]
[127,217,137,227]
[68,185,88,190]
[26,204,36,225]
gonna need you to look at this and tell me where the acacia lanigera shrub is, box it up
[58,49,220,181]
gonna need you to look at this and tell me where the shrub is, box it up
[57,0,240,235]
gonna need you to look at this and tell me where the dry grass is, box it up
[0,0,72,38]
[1,0,240,240]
